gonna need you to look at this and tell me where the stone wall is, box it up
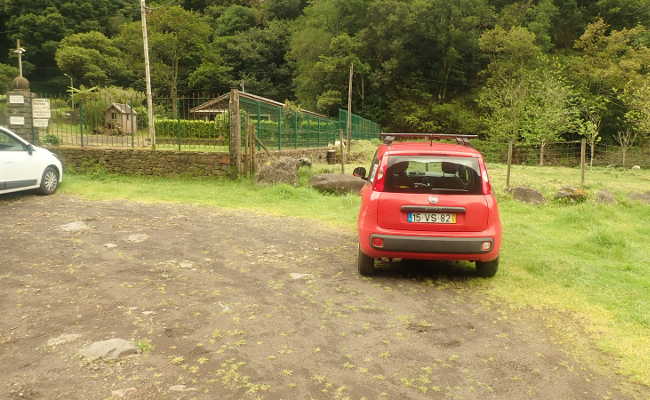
[46,146,332,177]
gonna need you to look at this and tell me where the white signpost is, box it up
[10,116,25,126]
[33,119,49,128]
[9,95,24,104]
[32,98,51,119]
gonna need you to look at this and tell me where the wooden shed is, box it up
[105,103,137,135]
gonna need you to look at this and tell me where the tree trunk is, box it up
[622,146,627,167]
[539,142,545,166]
[590,141,595,168]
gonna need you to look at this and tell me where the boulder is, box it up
[554,186,588,203]
[509,186,545,204]
[257,157,308,185]
[310,174,366,195]
[596,190,616,204]
[79,338,138,361]
[632,165,641,170]
[630,191,650,204]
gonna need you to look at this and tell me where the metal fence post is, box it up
[256,101,261,151]
[580,138,586,187]
[294,112,298,149]
[506,140,514,190]
[79,101,84,147]
[278,107,282,151]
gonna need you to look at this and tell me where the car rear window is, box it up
[384,156,482,194]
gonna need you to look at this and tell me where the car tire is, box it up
[38,166,59,195]
[476,257,499,278]
[358,246,376,276]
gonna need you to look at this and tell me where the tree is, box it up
[0,64,18,93]
[117,6,210,114]
[617,81,650,166]
[520,64,577,165]
[55,31,130,87]
[575,94,608,166]
[478,26,542,142]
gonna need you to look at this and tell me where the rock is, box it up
[169,385,198,392]
[508,186,545,204]
[79,338,138,361]
[554,186,588,203]
[297,157,312,168]
[47,333,81,347]
[126,233,149,243]
[59,221,90,232]
[596,190,616,204]
[104,243,118,249]
[111,387,137,398]
[630,191,650,204]
[289,273,312,280]
[310,174,366,195]
[632,165,641,170]
[256,157,303,185]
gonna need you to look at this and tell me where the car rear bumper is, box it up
[371,234,493,254]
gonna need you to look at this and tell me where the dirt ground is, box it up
[0,194,645,400]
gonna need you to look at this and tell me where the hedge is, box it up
[156,119,228,139]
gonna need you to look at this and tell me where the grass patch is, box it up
[59,162,650,385]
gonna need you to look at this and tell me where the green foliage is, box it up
[41,134,61,146]
[55,31,130,87]
[156,118,228,139]
[0,63,18,92]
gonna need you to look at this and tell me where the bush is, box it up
[41,134,60,146]
[156,119,228,139]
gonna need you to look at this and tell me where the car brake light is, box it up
[372,237,384,248]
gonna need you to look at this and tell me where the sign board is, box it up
[9,95,24,104]
[10,116,25,126]
[33,118,49,128]
[32,98,51,119]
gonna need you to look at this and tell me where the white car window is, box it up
[0,130,25,152]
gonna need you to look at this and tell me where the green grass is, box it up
[59,162,650,386]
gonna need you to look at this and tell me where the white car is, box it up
[0,126,63,195]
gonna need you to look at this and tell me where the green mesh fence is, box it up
[239,96,380,150]
[338,109,382,140]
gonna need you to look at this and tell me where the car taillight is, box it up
[373,169,385,192]
[481,169,492,195]
[372,237,384,248]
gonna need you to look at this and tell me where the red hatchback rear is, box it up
[355,134,501,277]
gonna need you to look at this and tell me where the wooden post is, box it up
[339,128,345,174]
[229,89,241,177]
[580,138,586,187]
[506,140,514,190]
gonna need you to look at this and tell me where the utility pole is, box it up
[13,40,26,78]
[140,0,156,150]
[346,62,354,158]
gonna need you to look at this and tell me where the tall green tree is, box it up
[117,6,210,113]
[55,31,130,87]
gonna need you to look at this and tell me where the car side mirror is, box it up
[353,167,367,180]
[26,144,34,155]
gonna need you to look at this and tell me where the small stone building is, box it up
[105,103,137,135]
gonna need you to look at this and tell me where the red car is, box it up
[354,133,501,277]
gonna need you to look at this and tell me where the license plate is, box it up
[408,213,456,224]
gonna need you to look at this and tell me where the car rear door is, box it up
[376,155,489,233]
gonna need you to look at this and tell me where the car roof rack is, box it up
[380,133,478,146]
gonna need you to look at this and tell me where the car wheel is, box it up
[476,257,499,278]
[38,166,59,195]
[358,245,376,276]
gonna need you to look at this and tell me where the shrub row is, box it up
[156,119,228,139]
